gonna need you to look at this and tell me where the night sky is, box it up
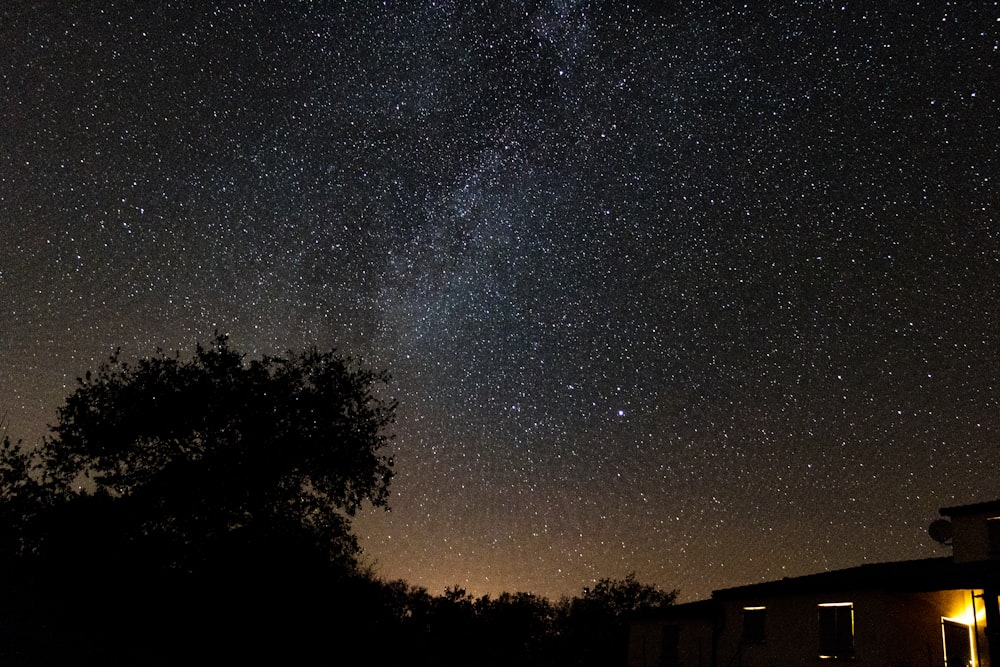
[2,1,998,602]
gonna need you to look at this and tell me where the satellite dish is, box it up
[928,518,953,546]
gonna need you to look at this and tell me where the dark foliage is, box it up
[0,336,397,663]
[0,338,675,665]
[561,572,680,666]
[358,574,676,667]
[1,335,394,573]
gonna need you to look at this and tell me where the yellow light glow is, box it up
[943,590,986,626]
[818,602,853,607]
[743,606,766,611]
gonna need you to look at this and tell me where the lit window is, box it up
[742,606,766,644]
[818,602,854,659]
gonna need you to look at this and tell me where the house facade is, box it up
[629,500,1000,667]
[629,600,717,667]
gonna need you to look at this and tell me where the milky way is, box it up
[2,1,998,601]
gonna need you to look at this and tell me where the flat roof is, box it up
[712,556,998,599]
[940,498,1000,517]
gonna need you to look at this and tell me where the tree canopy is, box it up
[0,335,395,574]
[0,338,682,664]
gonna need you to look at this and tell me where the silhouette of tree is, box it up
[0,436,44,556]
[0,339,684,665]
[0,335,397,662]
[0,334,395,574]
[579,571,679,616]
[357,575,675,667]
[560,572,678,667]
[475,591,559,666]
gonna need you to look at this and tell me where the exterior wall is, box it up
[715,593,868,667]
[713,588,985,667]
[627,619,660,667]
[864,589,985,667]
[628,615,714,667]
[951,511,999,564]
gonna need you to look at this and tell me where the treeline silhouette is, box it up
[0,338,676,664]
[0,556,675,665]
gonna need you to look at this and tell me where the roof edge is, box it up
[710,556,972,599]
[940,499,1000,517]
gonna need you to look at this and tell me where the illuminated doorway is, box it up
[941,618,975,667]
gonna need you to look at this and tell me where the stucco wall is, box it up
[629,588,987,667]
[715,588,980,667]
[628,615,714,667]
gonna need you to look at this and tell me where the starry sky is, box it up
[2,1,998,602]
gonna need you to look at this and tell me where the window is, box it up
[818,603,854,659]
[742,606,766,644]
[659,625,679,667]
[942,619,974,667]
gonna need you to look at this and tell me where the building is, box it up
[628,500,1000,667]
[629,600,717,667]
